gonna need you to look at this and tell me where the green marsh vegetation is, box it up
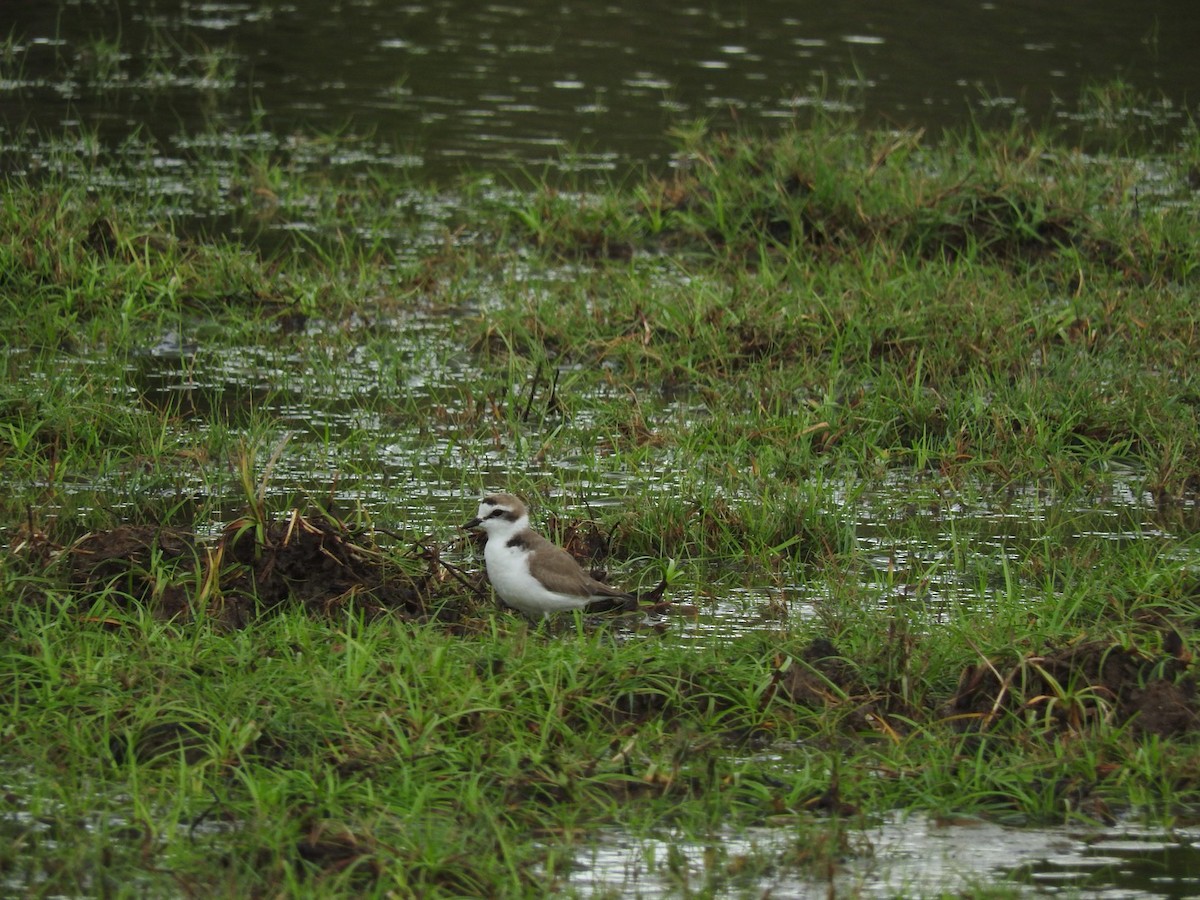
[4,92,1200,895]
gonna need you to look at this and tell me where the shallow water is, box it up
[565,813,1200,898]
[3,0,1197,181]
[0,769,235,898]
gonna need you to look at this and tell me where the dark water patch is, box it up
[1011,830,1200,897]
[2,0,1196,183]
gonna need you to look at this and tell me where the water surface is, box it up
[3,0,1196,178]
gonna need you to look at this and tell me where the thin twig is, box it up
[520,362,543,421]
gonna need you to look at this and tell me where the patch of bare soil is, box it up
[60,510,465,628]
[945,640,1197,738]
[772,636,1198,741]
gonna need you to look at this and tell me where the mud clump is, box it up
[66,511,454,628]
[221,513,428,620]
[946,640,1197,738]
[69,524,196,618]
[770,636,1198,741]
[772,638,865,709]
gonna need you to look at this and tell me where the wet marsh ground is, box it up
[4,100,1200,895]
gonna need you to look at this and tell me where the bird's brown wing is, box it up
[526,534,635,602]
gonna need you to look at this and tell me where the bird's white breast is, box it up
[484,534,591,615]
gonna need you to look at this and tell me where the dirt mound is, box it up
[945,640,1197,738]
[69,523,197,618]
[65,511,458,628]
[768,636,1198,741]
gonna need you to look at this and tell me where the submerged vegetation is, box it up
[4,91,1200,894]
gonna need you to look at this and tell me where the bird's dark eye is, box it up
[487,509,505,519]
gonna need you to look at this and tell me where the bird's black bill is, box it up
[462,517,482,529]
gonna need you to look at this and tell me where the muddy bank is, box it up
[27,511,469,629]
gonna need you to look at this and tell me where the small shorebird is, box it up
[463,493,655,619]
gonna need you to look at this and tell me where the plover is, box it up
[463,493,643,619]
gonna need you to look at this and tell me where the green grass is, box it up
[4,538,1200,895]
[3,92,1200,895]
